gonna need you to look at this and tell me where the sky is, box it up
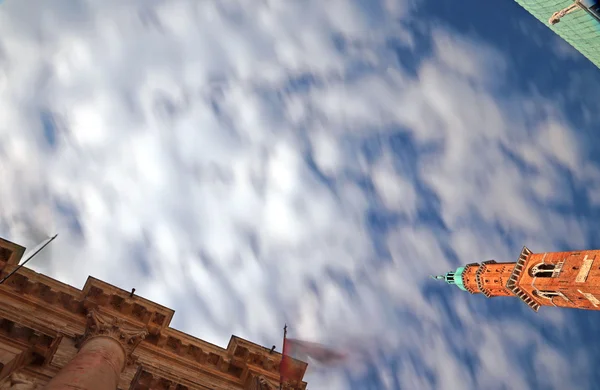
[1,0,600,389]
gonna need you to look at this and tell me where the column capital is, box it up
[76,309,148,365]
[245,375,273,390]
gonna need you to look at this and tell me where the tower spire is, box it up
[431,246,600,313]
[431,267,467,291]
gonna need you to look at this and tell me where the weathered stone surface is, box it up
[44,337,126,390]
[0,372,42,390]
[0,237,308,390]
[245,375,273,390]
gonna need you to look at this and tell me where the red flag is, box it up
[280,336,347,384]
[284,339,347,365]
[279,337,306,383]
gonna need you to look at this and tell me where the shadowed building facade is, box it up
[436,246,600,311]
[515,0,600,68]
[0,237,307,390]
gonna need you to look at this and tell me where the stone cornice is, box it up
[0,315,63,382]
[505,246,540,311]
[0,261,308,389]
[0,238,25,267]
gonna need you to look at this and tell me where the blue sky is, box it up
[1,0,600,389]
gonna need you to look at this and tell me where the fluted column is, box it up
[44,310,147,390]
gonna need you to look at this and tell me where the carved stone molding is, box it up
[281,384,303,390]
[75,310,148,364]
[129,368,189,390]
[0,233,310,389]
[249,376,273,390]
[276,380,308,390]
[0,372,42,390]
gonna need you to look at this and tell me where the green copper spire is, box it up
[432,267,467,291]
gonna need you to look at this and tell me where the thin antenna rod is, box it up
[0,234,58,285]
[279,324,287,390]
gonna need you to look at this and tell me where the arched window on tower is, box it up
[533,290,560,300]
[529,263,556,278]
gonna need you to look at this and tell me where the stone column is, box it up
[44,310,147,390]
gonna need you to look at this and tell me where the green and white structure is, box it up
[516,0,600,67]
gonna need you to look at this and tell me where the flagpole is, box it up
[0,234,57,285]
[279,324,287,390]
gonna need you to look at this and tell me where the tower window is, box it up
[529,263,556,278]
[534,290,560,299]
[0,247,11,262]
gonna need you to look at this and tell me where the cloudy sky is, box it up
[2,0,600,389]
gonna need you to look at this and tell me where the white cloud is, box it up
[371,152,417,216]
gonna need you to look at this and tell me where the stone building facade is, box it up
[436,246,600,311]
[0,237,308,390]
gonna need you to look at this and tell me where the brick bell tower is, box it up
[434,246,600,311]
